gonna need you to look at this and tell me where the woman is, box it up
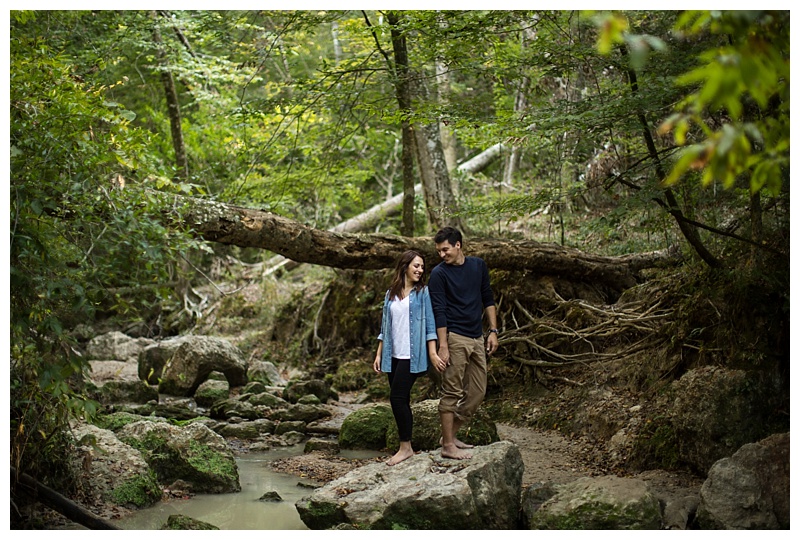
[373,250,446,466]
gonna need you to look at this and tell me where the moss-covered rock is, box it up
[160,514,219,530]
[118,421,240,494]
[385,399,498,451]
[111,470,162,508]
[338,403,394,450]
[194,377,230,408]
[92,411,169,432]
[526,476,662,530]
[283,379,338,404]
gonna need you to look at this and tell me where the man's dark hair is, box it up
[434,227,462,246]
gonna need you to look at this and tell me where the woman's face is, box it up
[405,256,425,284]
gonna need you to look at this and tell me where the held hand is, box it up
[486,333,499,355]
[431,352,447,373]
[373,356,381,373]
[437,345,450,366]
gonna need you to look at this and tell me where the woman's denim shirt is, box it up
[377,286,437,374]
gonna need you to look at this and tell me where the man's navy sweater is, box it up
[428,256,495,339]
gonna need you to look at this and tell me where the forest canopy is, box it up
[8,9,789,489]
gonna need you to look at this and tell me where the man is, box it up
[428,227,498,459]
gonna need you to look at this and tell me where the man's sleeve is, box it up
[428,270,448,329]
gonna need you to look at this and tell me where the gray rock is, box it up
[248,360,283,386]
[670,366,785,473]
[119,420,240,494]
[92,379,159,405]
[525,475,662,530]
[159,336,248,396]
[70,423,161,508]
[283,379,337,404]
[194,378,230,408]
[271,403,332,423]
[275,420,307,435]
[138,336,193,384]
[86,331,154,363]
[697,432,789,529]
[304,437,339,454]
[295,440,523,529]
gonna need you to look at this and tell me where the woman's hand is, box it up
[373,356,381,373]
[431,352,447,373]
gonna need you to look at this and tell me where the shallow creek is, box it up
[116,445,381,530]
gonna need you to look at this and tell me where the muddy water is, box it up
[116,445,377,530]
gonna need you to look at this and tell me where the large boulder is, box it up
[138,336,193,384]
[70,423,161,508]
[524,475,662,529]
[158,336,248,397]
[697,432,789,529]
[670,366,785,474]
[296,440,523,529]
[385,399,498,451]
[118,420,240,494]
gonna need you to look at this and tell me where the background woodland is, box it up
[9,9,789,502]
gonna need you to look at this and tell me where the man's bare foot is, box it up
[440,437,474,449]
[386,446,415,466]
[441,443,472,460]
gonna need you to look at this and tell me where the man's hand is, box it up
[486,332,499,355]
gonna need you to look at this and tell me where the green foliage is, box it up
[646,11,787,195]
[9,17,200,479]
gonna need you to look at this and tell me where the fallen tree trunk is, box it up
[161,191,680,295]
[11,467,121,530]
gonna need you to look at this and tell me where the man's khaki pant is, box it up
[438,332,487,422]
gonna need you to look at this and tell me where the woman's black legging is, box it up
[387,357,419,442]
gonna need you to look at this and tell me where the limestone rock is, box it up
[70,422,161,509]
[670,366,785,474]
[525,475,662,529]
[697,432,789,529]
[158,336,247,396]
[296,440,523,529]
[118,420,240,494]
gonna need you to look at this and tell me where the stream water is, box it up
[115,445,382,530]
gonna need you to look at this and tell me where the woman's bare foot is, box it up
[441,443,472,460]
[440,437,474,449]
[387,444,415,466]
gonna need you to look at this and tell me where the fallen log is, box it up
[160,191,680,295]
[11,467,121,530]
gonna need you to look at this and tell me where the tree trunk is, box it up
[412,81,463,231]
[152,11,189,182]
[621,45,720,268]
[387,11,417,237]
[157,190,680,294]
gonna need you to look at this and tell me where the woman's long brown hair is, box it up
[388,250,426,301]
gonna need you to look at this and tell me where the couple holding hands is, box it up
[373,227,499,465]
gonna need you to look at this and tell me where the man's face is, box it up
[435,239,461,265]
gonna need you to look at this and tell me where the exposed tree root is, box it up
[497,292,673,382]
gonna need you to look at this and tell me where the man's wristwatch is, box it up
[488,328,499,335]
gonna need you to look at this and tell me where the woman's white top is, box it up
[389,295,411,359]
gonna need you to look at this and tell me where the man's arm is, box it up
[485,305,498,355]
